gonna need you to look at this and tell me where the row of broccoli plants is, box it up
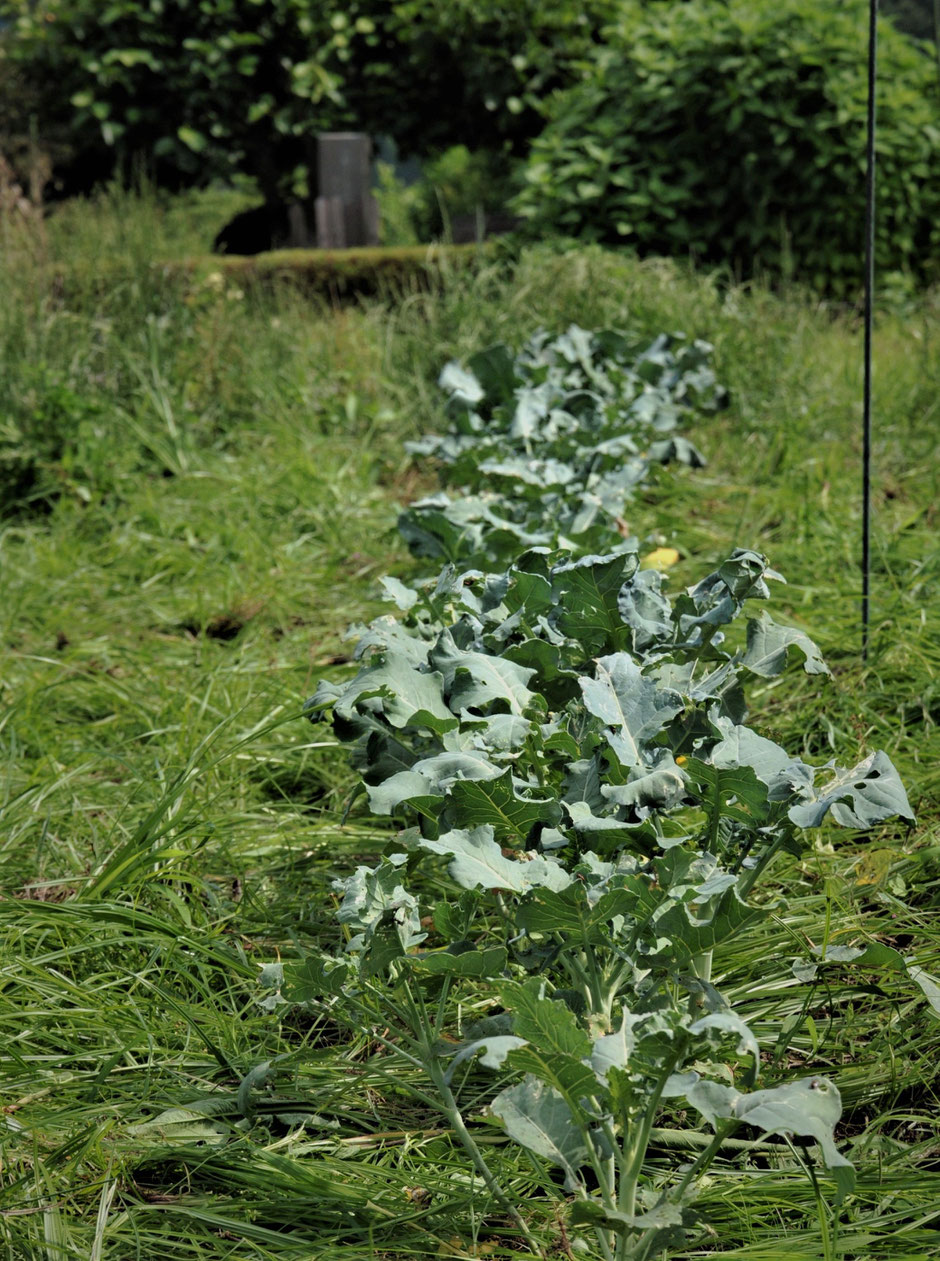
[399,325,725,568]
[274,329,915,1260]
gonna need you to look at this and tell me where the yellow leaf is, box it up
[641,547,680,572]
[855,849,894,887]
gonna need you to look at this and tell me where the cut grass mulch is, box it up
[1,196,938,1259]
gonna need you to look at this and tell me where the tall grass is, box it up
[0,188,937,1260]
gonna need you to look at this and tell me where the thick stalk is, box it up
[618,1123,740,1261]
[615,1055,681,1257]
[690,947,713,987]
[557,938,597,1011]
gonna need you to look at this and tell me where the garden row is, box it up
[281,327,916,1259]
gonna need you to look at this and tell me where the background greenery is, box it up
[0,0,615,199]
[0,191,937,1258]
[514,0,940,290]
[2,0,938,289]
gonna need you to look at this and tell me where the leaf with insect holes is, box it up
[787,750,915,829]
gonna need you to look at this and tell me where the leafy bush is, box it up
[0,379,106,516]
[375,146,519,246]
[515,0,940,290]
[0,0,617,199]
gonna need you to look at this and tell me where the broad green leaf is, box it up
[686,1076,853,1196]
[501,637,580,694]
[449,769,563,839]
[601,758,686,812]
[502,566,555,618]
[742,611,829,677]
[439,360,484,406]
[650,878,761,960]
[508,1044,601,1107]
[281,954,353,1002]
[332,649,457,734]
[684,1078,738,1127]
[498,979,591,1059]
[430,635,537,714]
[518,879,653,938]
[591,1008,642,1083]
[617,568,674,651]
[709,720,813,802]
[333,858,425,948]
[553,553,638,654]
[406,944,508,978]
[490,1077,589,1189]
[509,387,551,441]
[787,750,915,829]
[684,757,774,828]
[580,653,683,767]
[465,712,533,751]
[366,751,501,815]
[467,342,519,400]
[677,549,776,636]
[480,456,576,488]
[379,575,418,611]
[689,1012,759,1083]
[419,825,571,893]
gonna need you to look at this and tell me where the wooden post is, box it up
[315,132,379,249]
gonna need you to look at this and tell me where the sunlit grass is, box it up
[0,187,937,1259]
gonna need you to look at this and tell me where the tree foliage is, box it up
[0,0,616,197]
[514,0,940,291]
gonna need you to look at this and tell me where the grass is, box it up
[0,188,938,1260]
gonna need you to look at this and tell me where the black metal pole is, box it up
[862,0,878,663]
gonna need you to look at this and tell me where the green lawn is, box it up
[1,192,938,1260]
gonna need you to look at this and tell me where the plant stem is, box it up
[615,1058,680,1259]
[425,1059,544,1258]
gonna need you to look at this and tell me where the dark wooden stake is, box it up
[862,0,878,662]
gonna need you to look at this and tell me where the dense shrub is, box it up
[0,0,617,199]
[514,0,940,291]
